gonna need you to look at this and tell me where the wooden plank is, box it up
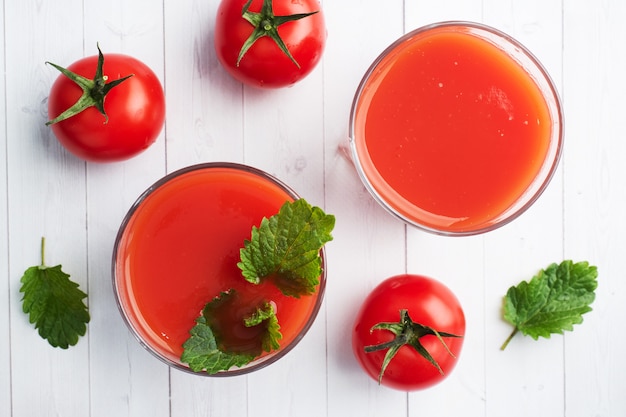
[408,0,484,27]
[0,4,10,417]
[81,2,171,417]
[563,1,626,416]
[323,1,409,416]
[482,1,565,416]
[5,1,90,416]
[163,0,245,170]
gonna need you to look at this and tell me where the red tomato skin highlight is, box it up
[352,274,466,391]
[48,54,165,162]
[214,0,326,88]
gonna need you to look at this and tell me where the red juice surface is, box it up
[114,166,320,366]
[352,26,554,232]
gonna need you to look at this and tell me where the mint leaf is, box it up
[182,199,335,372]
[501,260,598,350]
[181,316,255,373]
[19,237,90,349]
[238,199,335,297]
[181,292,282,373]
[244,302,282,352]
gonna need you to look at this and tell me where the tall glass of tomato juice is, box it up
[349,21,563,235]
[112,163,326,375]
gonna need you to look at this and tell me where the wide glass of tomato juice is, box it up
[349,21,563,235]
[112,163,326,375]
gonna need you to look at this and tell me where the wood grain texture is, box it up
[6,1,90,417]
[2,0,624,416]
[81,3,171,417]
[477,3,566,417]
[324,1,408,416]
[563,2,626,416]
[1,4,10,417]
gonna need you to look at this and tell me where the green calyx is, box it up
[238,0,318,68]
[46,44,133,126]
[365,309,462,384]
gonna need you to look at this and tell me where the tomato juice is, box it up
[113,163,324,374]
[350,22,563,235]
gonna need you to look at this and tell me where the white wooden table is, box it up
[2,1,624,416]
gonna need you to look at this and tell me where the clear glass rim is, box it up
[111,162,327,376]
[348,20,564,236]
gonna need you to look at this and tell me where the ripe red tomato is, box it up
[214,0,326,88]
[352,274,465,391]
[47,48,165,162]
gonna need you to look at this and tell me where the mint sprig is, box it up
[182,199,335,373]
[244,301,282,352]
[181,291,282,373]
[181,315,256,373]
[19,237,90,349]
[238,199,335,298]
[501,260,598,350]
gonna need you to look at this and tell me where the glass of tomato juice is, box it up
[112,163,326,375]
[349,21,563,235]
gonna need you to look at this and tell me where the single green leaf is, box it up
[238,199,334,298]
[181,292,282,373]
[19,237,90,349]
[501,260,598,350]
[244,302,282,352]
[181,316,255,374]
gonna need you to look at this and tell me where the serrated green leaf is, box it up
[181,291,283,373]
[237,199,335,298]
[181,316,255,374]
[501,260,598,350]
[19,238,90,349]
[244,302,282,352]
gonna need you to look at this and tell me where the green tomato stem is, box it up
[46,44,133,126]
[365,309,462,384]
[238,0,318,68]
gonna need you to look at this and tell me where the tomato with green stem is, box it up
[352,274,465,391]
[46,45,165,163]
[214,0,326,88]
